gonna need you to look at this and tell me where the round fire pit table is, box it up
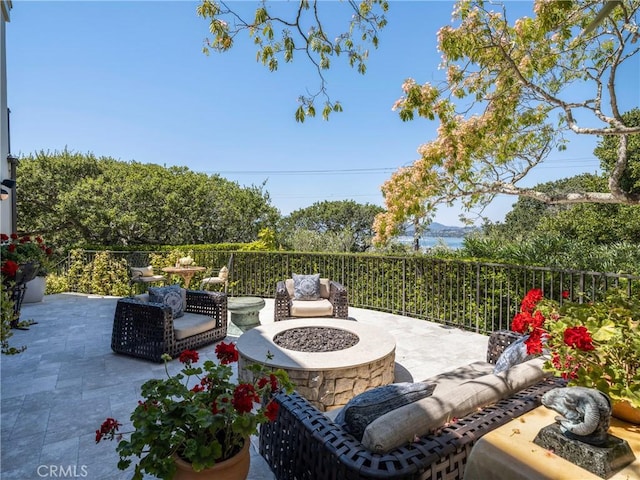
[237,318,396,411]
[227,296,265,332]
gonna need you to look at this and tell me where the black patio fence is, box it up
[60,250,640,335]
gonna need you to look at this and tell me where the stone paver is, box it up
[1,293,488,479]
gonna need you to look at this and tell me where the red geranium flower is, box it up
[215,341,239,364]
[563,326,595,351]
[0,233,8,241]
[511,312,531,334]
[520,288,544,313]
[530,310,546,329]
[264,400,279,421]
[1,260,19,278]
[524,327,547,355]
[95,418,122,443]
[10,233,18,240]
[179,349,199,364]
[232,383,259,414]
[561,290,570,299]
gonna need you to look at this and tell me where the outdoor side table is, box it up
[161,266,206,288]
[463,406,640,480]
[227,296,265,332]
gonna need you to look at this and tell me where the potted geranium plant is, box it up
[96,342,293,480]
[0,233,56,303]
[511,287,640,422]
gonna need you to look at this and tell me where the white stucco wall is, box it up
[1,1,12,234]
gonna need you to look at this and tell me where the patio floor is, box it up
[0,293,488,479]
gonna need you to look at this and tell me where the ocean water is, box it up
[395,235,466,250]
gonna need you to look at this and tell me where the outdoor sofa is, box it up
[111,288,227,362]
[259,330,566,480]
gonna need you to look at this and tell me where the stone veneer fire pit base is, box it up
[237,318,396,412]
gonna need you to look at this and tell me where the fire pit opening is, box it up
[273,327,359,352]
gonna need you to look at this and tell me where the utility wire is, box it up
[207,157,599,176]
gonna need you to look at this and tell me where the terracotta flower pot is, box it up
[173,439,250,480]
[612,400,640,425]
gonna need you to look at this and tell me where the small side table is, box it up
[161,266,206,288]
[464,406,640,480]
[227,296,265,333]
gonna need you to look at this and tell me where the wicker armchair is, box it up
[259,331,566,480]
[274,277,349,321]
[111,290,227,362]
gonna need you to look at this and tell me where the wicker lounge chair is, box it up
[111,290,227,362]
[259,331,566,480]
[274,277,349,321]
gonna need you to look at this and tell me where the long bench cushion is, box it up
[324,361,495,423]
[361,357,548,453]
[173,313,218,340]
[420,361,495,394]
[290,299,334,317]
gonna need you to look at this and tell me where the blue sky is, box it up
[7,1,632,227]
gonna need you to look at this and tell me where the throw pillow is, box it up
[493,334,531,374]
[292,273,321,300]
[131,266,154,278]
[149,284,185,318]
[218,266,229,280]
[334,382,436,441]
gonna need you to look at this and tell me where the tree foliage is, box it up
[194,0,640,245]
[197,0,388,121]
[16,150,279,249]
[484,108,640,245]
[279,199,384,252]
[374,0,640,242]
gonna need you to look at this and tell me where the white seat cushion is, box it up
[201,276,225,284]
[173,312,217,340]
[133,275,166,283]
[290,298,334,317]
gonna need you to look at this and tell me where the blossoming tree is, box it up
[197,0,640,243]
[374,0,640,243]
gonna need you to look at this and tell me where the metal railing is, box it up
[61,250,640,335]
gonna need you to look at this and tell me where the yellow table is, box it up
[161,266,206,288]
[464,406,640,480]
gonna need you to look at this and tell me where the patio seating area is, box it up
[1,293,489,479]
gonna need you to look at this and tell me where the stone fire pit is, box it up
[236,318,396,411]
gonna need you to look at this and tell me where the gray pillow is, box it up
[335,382,436,441]
[149,284,185,318]
[493,334,530,374]
[292,273,321,300]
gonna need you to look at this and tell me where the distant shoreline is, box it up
[395,235,466,249]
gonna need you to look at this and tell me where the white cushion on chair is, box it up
[201,266,229,287]
[173,313,218,340]
[131,266,155,278]
[290,299,334,317]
